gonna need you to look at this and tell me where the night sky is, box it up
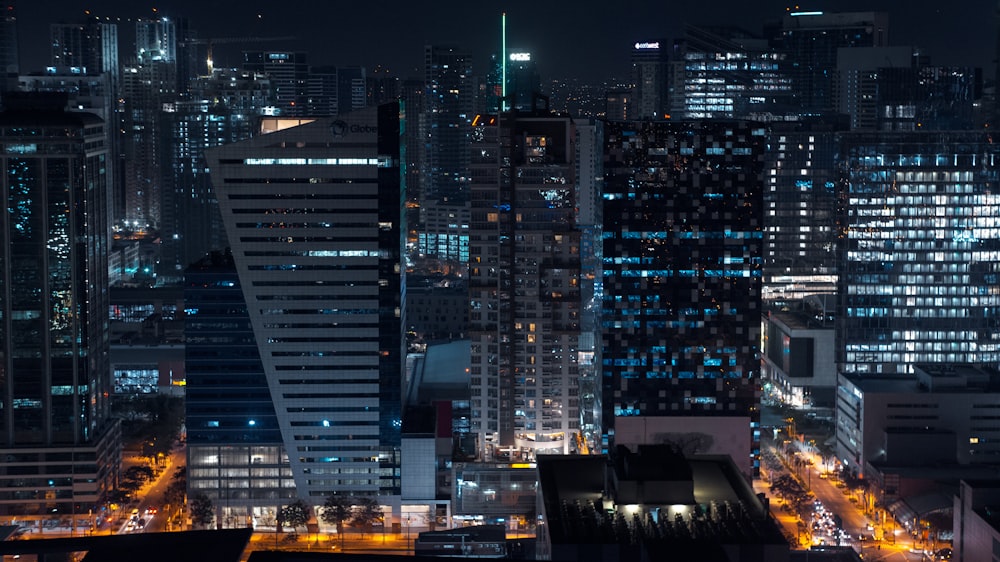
[16,1,998,82]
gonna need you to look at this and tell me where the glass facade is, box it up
[839,132,1000,374]
[0,94,119,514]
[763,121,844,299]
[601,120,765,469]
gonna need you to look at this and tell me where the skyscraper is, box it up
[184,250,292,528]
[762,119,844,300]
[159,70,274,273]
[423,45,473,205]
[838,131,1000,375]
[418,45,474,264]
[775,10,889,113]
[504,50,541,111]
[468,110,590,460]
[242,51,309,117]
[630,40,669,121]
[0,0,17,91]
[669,25,794,120]
[50,19,120,78]
[601,120,765,475]
[0,92,120,514]
[206,103,404,501]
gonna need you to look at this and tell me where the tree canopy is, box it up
[190,493,214,529]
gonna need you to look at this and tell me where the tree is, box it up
[164,467,187,512]
[278,499,310,535]
[190,493,214,529]
[351,497,383,539]
[321,494,353,545]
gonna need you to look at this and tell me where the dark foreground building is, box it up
[0,528,253,562]
[535,446,789,562]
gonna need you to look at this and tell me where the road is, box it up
[116,440,186,534]
[759,431,929,561]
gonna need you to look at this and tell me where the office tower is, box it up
[604,89,632,122]
[670,25,794,120]
[47,19,127,226]
[774,10,888,113]
[838,131,1000,376]
[136,17,176,63]
[762,119,844,300]
[423,45,473,205]
[159,70,274,274]
[121,57,175,229]
[468,111,588,460]
[873,65,983,131]
[505,51,541,111]
[243,51,309,117]
[0,92,120,515]
[574,119,604,453]
[630,40,668,121]
[0,0,17,90]
[835,46,916,130]
[367,65,399,107]
[185,250,293,528]
[207,103,404,500]
[307,65,367,117]
[51,20,120,77]
[306,66,338,116]
[601,120,765,476]
[417,46,474,265]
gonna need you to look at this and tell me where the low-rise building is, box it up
[536,446,789,561]
[762,296,837,408]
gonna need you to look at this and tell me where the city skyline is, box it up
[15,0,998,83]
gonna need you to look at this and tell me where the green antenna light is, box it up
[501,12,507,111]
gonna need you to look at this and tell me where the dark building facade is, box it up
[601,120,765,474]
[0,92,120,514]
[184,250,293,528]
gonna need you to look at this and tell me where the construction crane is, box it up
[179,36,296,74]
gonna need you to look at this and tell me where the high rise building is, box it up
[185,250,292,528]
[468,110,591,459]
[423,45,473,205]
[0,92,120,514]
[601,120,765,476]
[121,57,175,229]
[838,131,1000,376]
[417,46,474,265]
[206,103,404,501]
[762,119,844,300]
[48,19,123,222]
[307,65,366,117]
[136,17,177,64]
[0,0,17,91]
[243,51,309,117]
[504,50,541,111]
[630,40,669,121]
[50,20,119,77]
[669,25,794,120]
[159,70,274,274]
[774,10,888,113]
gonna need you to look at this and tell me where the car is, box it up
[935,548,952,560]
